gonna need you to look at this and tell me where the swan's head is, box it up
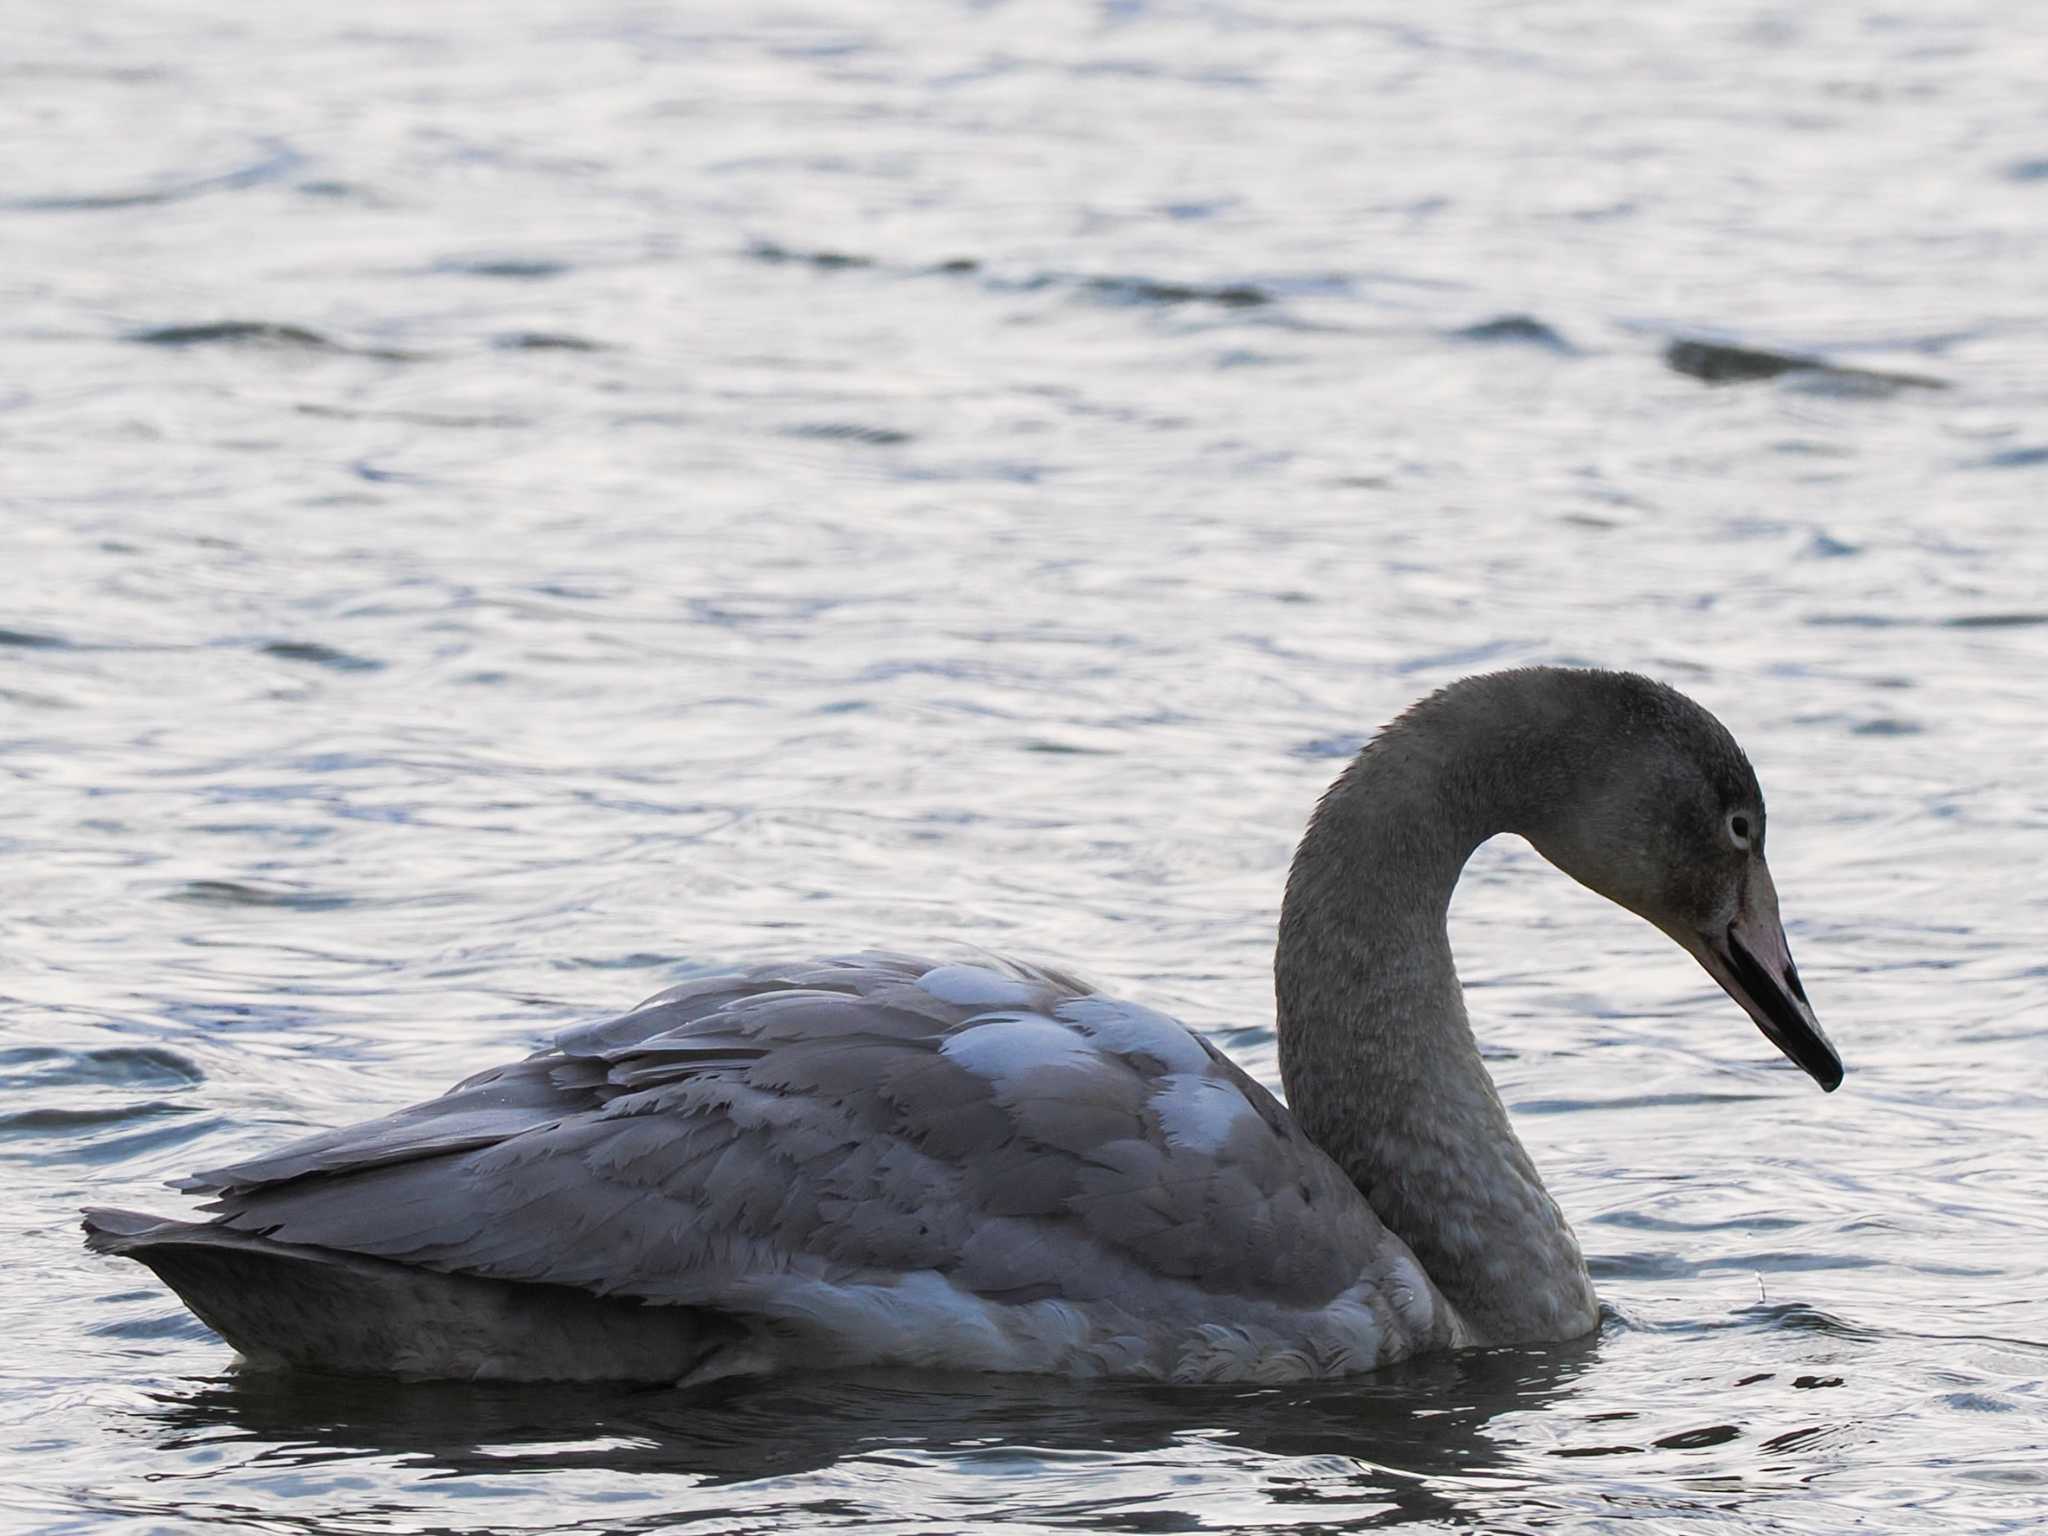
[1514,672,1843,1092]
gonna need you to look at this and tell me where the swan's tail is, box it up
[82,1207,735,1382]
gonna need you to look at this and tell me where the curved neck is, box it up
[1275,693,1599,1345]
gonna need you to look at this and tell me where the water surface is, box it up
[5,1,2048,1531]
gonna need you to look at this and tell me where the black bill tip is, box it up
[1725,928,1843,1091]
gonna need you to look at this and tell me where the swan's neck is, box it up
[1275,711,1599,1345]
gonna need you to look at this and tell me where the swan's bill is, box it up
[1687,900,1842,1092]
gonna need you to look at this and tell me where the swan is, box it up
[85,667,1842,1384]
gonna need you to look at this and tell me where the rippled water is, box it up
[7,1,2048,1530]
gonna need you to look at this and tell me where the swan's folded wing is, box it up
[173,1055,585,1197]
[196,954,1385,1311]
[176,960,934,1198]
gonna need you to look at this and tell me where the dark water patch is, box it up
[1450,313,1575,351]
[25,1112,226,1165]
[1965,445,2048,469]
[531,582,616,600]
[296,403,526,430]
[493,331,605,352]
[1790,708,1926,736]
[1214,347,1287,368]
[0,1100,195,1134]
[556,951,684,972]
[129,322,419,361]
[1805,532,1862,558]
[1665,338,1815,380]
[1018,738,1114,755]
[7,142,301,212]
[1943,613,2048,630]
[168,879,354,911]
[352,459,428,485]
[0,626,70,649]
[258,640,384,672]
[1594,1210,1803,1234]
[149,995,355,1040]
[1613,1302,1881,1344]
[1799,610,2043,633]
[1761,1425,1832,1452]
[1794,1376,1845,1390]
[1080,274,1270,308]
[2006,158,2048,182]
[1735,1302,1884,1340]
[0,1045,203,1089]
[1805,612,1907,628]
[132,321,335,349]
[439,257,571,280]
[897,457,1048,485]
[1941,1391,2014,1412]
[1518,1090,1772,1114]
[1785,367,1946,399]
[87,1311,221,1341]
[1654,1424,1741,1450]
[748,243,1271,311]
[1551,1442,1647,1458]
[0,684,73,709]
[747,241,875,270]
[1393,640,1520,675]
[1009,271,1127,298]
[1664,338,1946,391]
[783,422,914,447]
[1962,1466,2048,1489]
[1291,733,1369,760]
[688,594,849,629]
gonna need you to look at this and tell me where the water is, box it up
[5,0,2048,1529]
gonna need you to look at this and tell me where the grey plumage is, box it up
[88,667,1838,1383]
[91,951,1413,1380]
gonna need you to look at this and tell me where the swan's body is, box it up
[95,955,1465,1383]
[87,668,1841,1383]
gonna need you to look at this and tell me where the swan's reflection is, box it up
[132,1336,1597,1530]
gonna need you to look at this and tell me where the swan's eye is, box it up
[1726,811,1753,850]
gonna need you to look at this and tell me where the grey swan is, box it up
[85,667,1842,1384]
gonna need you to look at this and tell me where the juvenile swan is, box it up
[86,668,1841,1384]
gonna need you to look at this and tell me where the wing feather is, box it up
[193,952,1388,1316]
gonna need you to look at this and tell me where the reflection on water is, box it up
[129,1344,1599,1530]
[6,0,2048,1530]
